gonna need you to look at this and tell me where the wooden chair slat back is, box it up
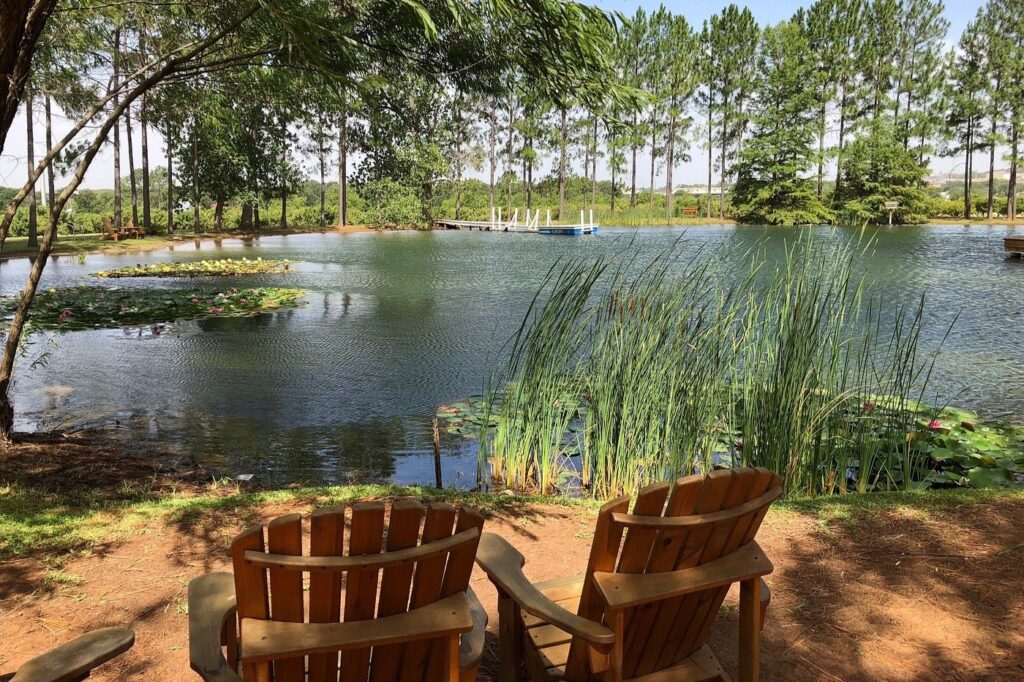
[267,515,305,682]
[308,508,345,682]
[229,501,482,682]
[563,468,781,681]
[563,495,629,679]
[340,502,386,682]
[398,503,457,681]
[369,501,425,682]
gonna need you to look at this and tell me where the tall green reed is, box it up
[480,234,948,498]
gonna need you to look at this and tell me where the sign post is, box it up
[884,201,899,225]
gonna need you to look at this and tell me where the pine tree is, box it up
[732,21,831,225]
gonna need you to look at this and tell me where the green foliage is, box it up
[836,122,932,224]
[732,21,832,225]
[360,179,425,228]
[94,258,293,278]
[1,286,306,330]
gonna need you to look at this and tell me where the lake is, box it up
[3,224,1022,487]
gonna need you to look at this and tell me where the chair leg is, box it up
[739,577,761,682]
[497,589,522,682]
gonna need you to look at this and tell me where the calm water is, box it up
[2,225,1022,486]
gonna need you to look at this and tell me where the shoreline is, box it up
[0,224,378,262]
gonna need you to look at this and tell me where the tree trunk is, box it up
[25,94,38,248]
[835,84,848,196]
[140,93,151,232]
[630,111,638,208]
[279,136,288,230]
[0,0,57,159]
[558,108,567,221]
[817,101,825,198]
[719,108,727,220]
[318,123,326,227]
[964,118,972,220]
[987,116,997,220]
[240,202,252,229]
[192,117,200,233]
[166,126,174,234]
[113,27,122,230]
[665,114,675,225]
[214,194,224,231]
[337,110,347,227]
[488,104,496,217]
[610,137,616,213]
[126,102,139,226]
[1008,119,1018,222]
[591,117,598,209]
[648,120,656,217]
[454,104,463,220]
[706,112,713,219]
[44,95,54,214]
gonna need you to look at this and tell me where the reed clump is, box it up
[481,236,948,498]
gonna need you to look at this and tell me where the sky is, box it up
[0,0,988,194]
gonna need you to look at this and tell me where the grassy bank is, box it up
[3,460,1022,561]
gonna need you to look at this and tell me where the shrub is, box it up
[359,179,424,228]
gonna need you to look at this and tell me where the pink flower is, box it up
[863,401,875,411]
[191,298,199,304]
[928,419,942,430]
[58,309,72,320]
[735,437,745,449]
[209,307,222,314]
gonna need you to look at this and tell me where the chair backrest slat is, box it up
[368,500,425,682]
[425,507,486,679]
[308,508,345,682]
[679,469,777,663]
[266,514,305,682]
[341,502,386,682]
[398,503,458,681]
[563,495,629,679]
[232,525,270,681]
[621,475,704,679]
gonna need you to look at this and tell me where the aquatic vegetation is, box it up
[0,286,306,330]
[94,257,292,278]
[468,237,1019,498]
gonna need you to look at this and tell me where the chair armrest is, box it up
[594,541,774,610]
[459,587,488,672]
[10,627,134,682]
[475,533,614,646]
[189,572,244,682]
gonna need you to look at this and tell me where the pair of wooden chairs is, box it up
[188,468,781,682]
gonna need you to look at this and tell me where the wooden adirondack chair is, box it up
[2,627,134,682]
[101,217,121,241]
[188,501,488,682]
[476,468,781,682]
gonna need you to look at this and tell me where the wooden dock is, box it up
[1006,235,1024,257]
[434,208,598,236]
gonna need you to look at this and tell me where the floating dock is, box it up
[434,208,598,236]
[1006,235,1024,257]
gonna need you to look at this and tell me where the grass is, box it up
[1,477,1021,562]
[2,233,171,258]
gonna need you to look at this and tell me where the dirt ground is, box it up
[1,442,1022,681]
